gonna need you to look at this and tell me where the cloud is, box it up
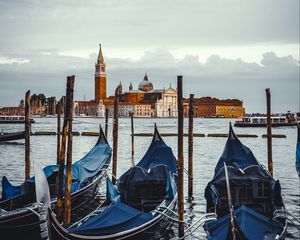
[0,49,298,112]
[0,0,298,53]
[261,52,299,69]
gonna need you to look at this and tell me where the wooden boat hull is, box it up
[49,195,177,240]
[0,174,103,240]
[0,132,25,142]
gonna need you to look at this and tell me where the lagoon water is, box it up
[0,117,299,239]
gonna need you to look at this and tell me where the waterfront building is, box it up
[184,97,244,118]
[0,106,24,116]
[74,100,105,117]
[215,105,245,118]
[119,82,145,104]
[108,103,152,117]
[117,74,178,118]
[142,86,177,117]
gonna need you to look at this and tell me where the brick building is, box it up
[0,106,24,116]
[184,97,244,118]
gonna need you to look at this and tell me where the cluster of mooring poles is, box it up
[23,75,76,227]
[176,76,196,238]
[55,75,75,225]
[22,74,274,238]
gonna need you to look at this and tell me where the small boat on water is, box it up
[48,125,178,240]
[0,126,112,240]
[0,131,25,142]
[0,115,35,124]
[204,124,287,239]
[234,112,300,127]
[296,124,300,177]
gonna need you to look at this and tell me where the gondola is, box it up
[49,125,178,240]
[296,123,300,177]
[0,126,112,240]
[204,124,287,239]
[0,131,25,142]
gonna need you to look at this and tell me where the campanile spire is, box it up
[97,43,104,63]
[95,44,107,101]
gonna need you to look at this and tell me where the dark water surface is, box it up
[0,117,299,239]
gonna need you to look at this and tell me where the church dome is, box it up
[138,73,153,92]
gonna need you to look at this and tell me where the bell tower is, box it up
[95,44,107,101]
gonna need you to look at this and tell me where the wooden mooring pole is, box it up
[25,90,31,180]
[105,107,109,137]
[188,94,194,201]
[56,100,61,165]
[112,86,120,184]
[64,75,75,225]
[266,88,273,176]
[177,75,184,238]
[130,112,135,166]
[56,77,73,223]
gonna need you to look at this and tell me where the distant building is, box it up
[26,45,178,118]
[184,97,245,118]
[1,44,245,119]
[116,74,178,118]
[73,44,107,117]
[0,106,24,115]
[74,100,105,117]
[95,44,107,101]
[141,87,177,117]
[138,73,153,92]
[108,103,152,118]
[215,104,244,118]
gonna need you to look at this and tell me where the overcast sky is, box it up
[0,0,299,113]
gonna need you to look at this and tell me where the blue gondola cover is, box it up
[67,126,177,237]
[166,172,177,199]
[204,205,283,240]
[204,125,285,239]
[1,176,22,200]
[69,202,154,236]
[1,135,112,200]
[136,129,177,174]
[214,125,260,175]
[106,177,120,202]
